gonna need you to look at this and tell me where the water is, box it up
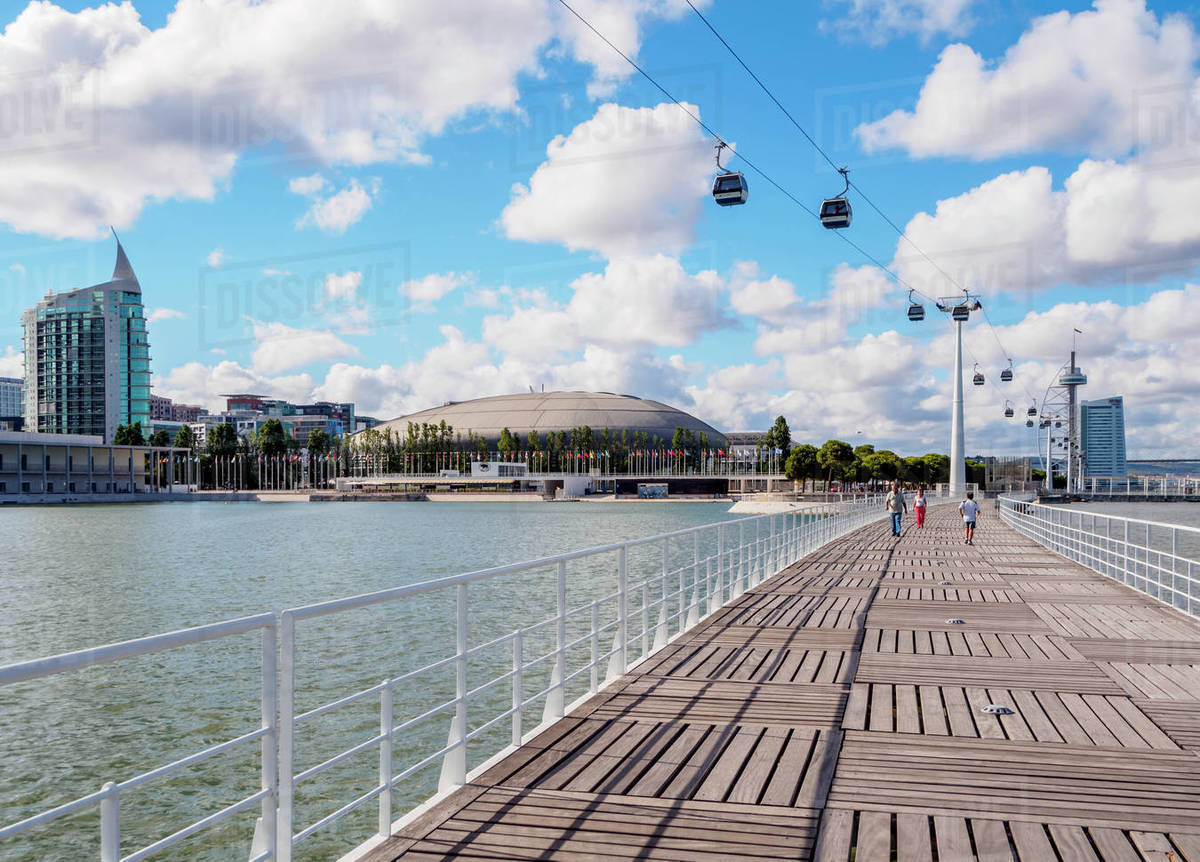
[0,501,742,861]
[1065,500,1200,530]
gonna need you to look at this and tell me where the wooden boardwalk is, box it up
[364,505,1200,861]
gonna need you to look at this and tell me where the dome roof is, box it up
[370,391,724,444]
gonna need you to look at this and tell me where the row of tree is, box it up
[116,412,987,488]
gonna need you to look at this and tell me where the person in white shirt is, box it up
[913,486,927,528]
[959,492,982,545]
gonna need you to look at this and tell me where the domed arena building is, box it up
[371,391,725,445]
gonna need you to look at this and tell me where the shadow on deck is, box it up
[361,505,1200,861]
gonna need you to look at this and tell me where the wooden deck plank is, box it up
[372,504,1200,862]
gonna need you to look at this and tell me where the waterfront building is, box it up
[0,377,22,431]
[21,237,151,442]
[0,430,183,501]
[1081,396,1128,477]
[150,392,173,421]
[368,391,724,447]
[170,403,205,423]
[221,394,355,439]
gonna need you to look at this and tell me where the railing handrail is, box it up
[0,611,276,685]
[997,495,1200,537]
[3,495,905,862]
[283,498,880,622]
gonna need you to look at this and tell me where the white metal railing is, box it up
[998,496,1200,618]
[1,494,901,862]
[1079,475,1200,498]
[0,614,278,862]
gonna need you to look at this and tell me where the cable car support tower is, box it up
[1038,349,1087,494]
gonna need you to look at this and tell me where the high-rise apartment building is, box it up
[21,236,151,442]
[1081,396,1128,478]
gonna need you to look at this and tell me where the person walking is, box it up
[959,491,981,545]
[913,486,927,528]
[885,482,906,537]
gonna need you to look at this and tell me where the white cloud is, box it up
[294,178,380,234]
[249,321,359,375]
[856,0,1197,159]
[501,102,712,257]
[9,263,25,275]
[147,307,186,324]
[730,261,898,355]
[206,248,227,268]
[481,254,729,359]
[0,0,687,239]
[287,174,328,196]
[155,360,314,413]
[894,161,1200,294]
[0,346,21,378]
[324,271,363,302]
[401,272,473,313]
[821,0,975,46]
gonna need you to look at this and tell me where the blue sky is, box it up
[0,0,1197,457]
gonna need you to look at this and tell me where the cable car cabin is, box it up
[952,304,970,322]
[972,371,985,386]
[1000,368,1013,382]
[712,172,748,206]
[1026,419,1034,427]
[907,303,925,321]
[1027,406,1037,416]
[1004,405,1014,418]
[819,197,851,229]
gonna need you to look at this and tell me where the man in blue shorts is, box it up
[959,492,981,545]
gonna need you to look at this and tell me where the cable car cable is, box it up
[554,0,939,303]
[682,0,973,298]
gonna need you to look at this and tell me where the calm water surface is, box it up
[1,501,741,861]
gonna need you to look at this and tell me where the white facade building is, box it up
[1082,396,1128,478]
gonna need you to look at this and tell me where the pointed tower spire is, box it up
[110,227,139,288]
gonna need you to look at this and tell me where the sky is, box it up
[0,0,1197,458]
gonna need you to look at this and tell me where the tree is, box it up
[922,453,951,484]
[817,439,855,488]
[766,416,792,458]
[148,429,171,447]
[498,427,517,458]
[785,443,818,490]
[901,456,928,486]
[113,422,145,446]
[863,450,902,485]
[174,424,196,452]
[307,428,332,456]
[255,418,289,457]
[206,422,238,457]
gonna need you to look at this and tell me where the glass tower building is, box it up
[1081,396,1127,478]
[21,237,151,442]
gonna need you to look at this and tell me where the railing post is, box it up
[589,604,599,693]
[618,546,628,672]
[439,583,469,791]
[378,680,393,838]
[769,515,777,577]
[100,781,119,862]
[717,525,725,606]
[277,611,295,862]
[260,623,278,858]
[512,629,523,746]
[544,561,566,721]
